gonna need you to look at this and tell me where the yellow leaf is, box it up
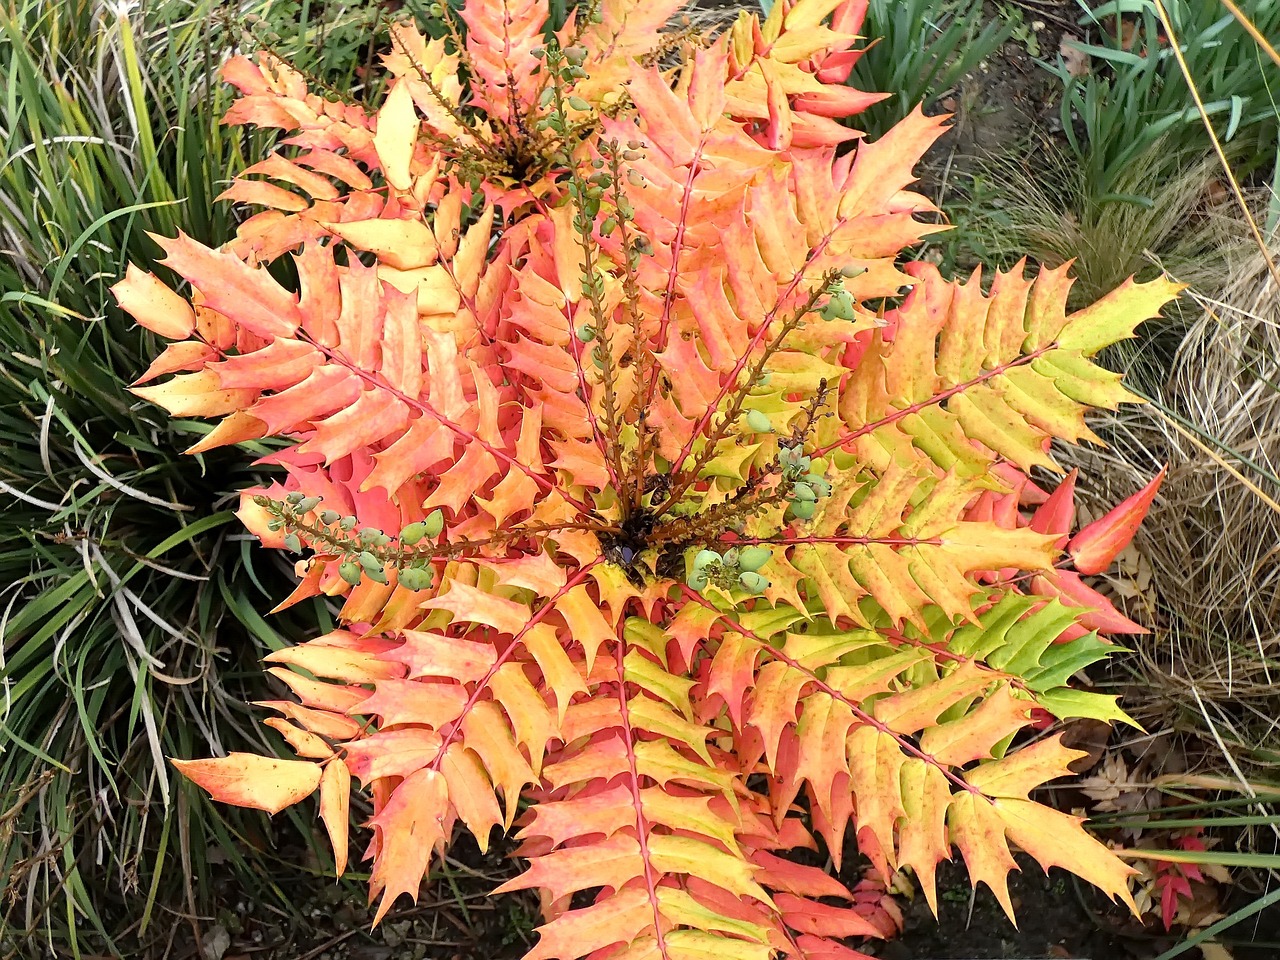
[322,218,439,270]
[996,798,1138,913]
[172,753,320,815]
[664,930,772,960]
[948,791,1018,921]
[374,80,419,191]
[112,264,195,339]
[963,734,1086,800]
[132,370,256,418]
[648,835,772,904]
[263,718,334,759]
[319,758,351,876]
[440,744,502,853]
[265,641,403,684]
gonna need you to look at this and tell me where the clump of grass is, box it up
[844,0,1014,139]
[1054,245,1280,951]
[754,0,1012,140]
[0,0,400,954]
[1126,248,1280,742]
[1052,0,1280,207]
[935,138,1254,390]
[942,134,1249,293]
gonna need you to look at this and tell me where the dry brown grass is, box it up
[1064,245,1280,766]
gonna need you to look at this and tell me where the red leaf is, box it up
[1068,467,1166,574]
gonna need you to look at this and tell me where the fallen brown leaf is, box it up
[1059,37,1091,79]
[1062,718,1112,772]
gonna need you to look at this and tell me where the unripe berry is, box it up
[791,482,817,502]
[789,499,817,520]
[399,567,433,591]
[422,509,445,538]
[693,549,719,570]
[399,521,428,546]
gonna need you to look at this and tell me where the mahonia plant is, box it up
[114,1,1178,956]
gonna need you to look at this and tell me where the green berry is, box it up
[400,521,428,546]
[422,509,445,538]
[746,409,772,433]
[320,509,341,525]
[739,546,772,572]
[840,264,866,279]
[804,474,832,497]
[789,499,817,520]
[693,549,720,571]
[267,520,282,532]
[286,491,304,505]
[568,96,591,111]
[339,561,362,585]
[295,496,321,514]
[358,550,383,574]
[340,516,357,531]
[399,567,433,591]
[738,571,769,594]
[576,323,597,343]
[792,482,817,502]
[688,568,709,590]
[359,528,382,545]
[283,533,302,553]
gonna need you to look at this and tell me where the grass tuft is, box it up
[0,0,386,954]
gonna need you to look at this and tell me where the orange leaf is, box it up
[369,768,448,924]
[872,660,990,736]
[152,232,302,339]
[524,886,654,960]
[917,685,1034,766]
[340,728,442,786]
[173,753,320,815]
[495,832,644,902]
